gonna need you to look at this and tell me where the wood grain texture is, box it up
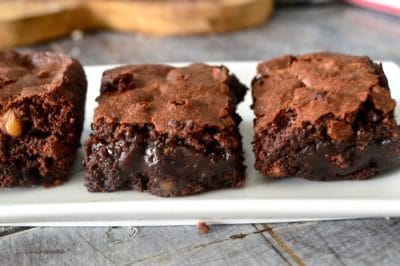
[19,3,399,65]
[256,218,400,265]
[0,0,273,48]
[1,219,400,265]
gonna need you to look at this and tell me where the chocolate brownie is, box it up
[83,63,247,196]
[0,50,87,187]
[252,52,400,180]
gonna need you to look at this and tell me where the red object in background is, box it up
[347,0,400,16]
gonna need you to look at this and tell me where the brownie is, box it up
[252,52,400,180]
[83,63,247,197]
[0,50,87,187]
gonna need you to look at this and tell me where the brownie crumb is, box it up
[197,221,210,234]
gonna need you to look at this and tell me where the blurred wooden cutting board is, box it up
[0,0,274,48]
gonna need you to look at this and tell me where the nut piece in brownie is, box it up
[0,50,87,187]
[83,63,247,196]
[252,52,400,180]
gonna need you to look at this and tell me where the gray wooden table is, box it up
[3,3,400,265]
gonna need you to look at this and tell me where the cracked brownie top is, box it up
[253,52,395,141]
[95,63,247,136]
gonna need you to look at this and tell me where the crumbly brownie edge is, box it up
[252,58,400,180]
[83,121,245,197]
[228,73,248,105]
[253,106,400,180]
[0,57,87,187]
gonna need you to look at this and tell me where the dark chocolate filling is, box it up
[254,98,400,180]
[84,123,245,196]
[297,138,400,180]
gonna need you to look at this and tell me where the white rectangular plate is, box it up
[1,61,400,226]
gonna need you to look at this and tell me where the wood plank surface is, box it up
[18,2,399,65]
[1,219,400,265]
[0,0,273,48]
